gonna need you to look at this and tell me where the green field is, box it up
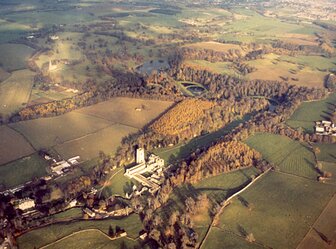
[42,230,137,249]
[210,171,336,249]
[50,208,83,221]
[17,214,143,249]
[0,125,35,165]
[287,93,336,133]
[0,153,48,190]
[0,43,34,71]
[54,124,137,161]
[10,112,113,149]
[0,69,34,117]
[246,133,318,179]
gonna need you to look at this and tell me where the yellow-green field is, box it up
[54,124,138,161]
[0,69,34,117]
[75,97,174,129]
[0,43,34,71]
[246,53,329,88]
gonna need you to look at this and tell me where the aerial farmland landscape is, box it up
[0,0,335,248]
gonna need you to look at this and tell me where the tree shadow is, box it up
[238,224,248,237]
[237,195,249,208]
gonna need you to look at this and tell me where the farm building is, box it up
[315,121,336,136]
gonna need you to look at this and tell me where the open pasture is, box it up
[0,67,10,82]
[315,143,336,163]
[10,112,113,149]
[0,43,34,71]
[246,133,317,179]
[0,125,34,165]
[0,69,34,117]
[287,93,336,133]
[297,194,336,249]
[213,171,335,249]
[54,124,137,161]
[42,230,137,249]
[246,53,327,88]
[0,153,48,190]
[17,214,142,249]
[75,97,173,129]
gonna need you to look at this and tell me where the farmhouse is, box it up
[124,148,165,194]
[315,121,336,136]
[51,156,81,175]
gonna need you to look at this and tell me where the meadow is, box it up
[287,93,336,133]
[0,153,48,190]
[246,53,328,88]
[0,43,34,71]
[297,194,336,249]
[246,133,318,179]
[75,97,173,129]
[315,143,336,163]
[54,124,138,161]
[210,171,335,249]
[10,111,113,149]
[0,125,34,165]
[0,69,34,117]
[17,214,143,249]
[42,230,138,249]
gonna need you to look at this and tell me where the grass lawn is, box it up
[287,93,336,133]
[50,208,83,221]
[43,230,138,249]
[215,171,336,249]
[0,153,48,190]
[17,214,143,249]
[246,133,318,179]
[101,168,135,197]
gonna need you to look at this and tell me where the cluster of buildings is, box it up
[50,156,80,175]
[124,148,165,195]
[315,121,336,136]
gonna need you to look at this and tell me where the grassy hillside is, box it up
[212,172,335,249]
